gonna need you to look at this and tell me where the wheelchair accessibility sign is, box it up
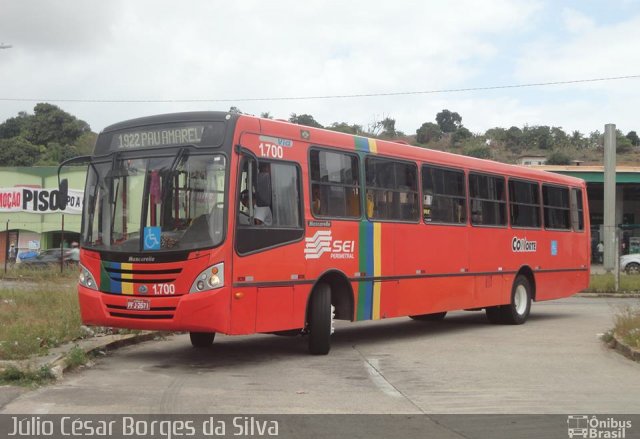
[144,226,161,250]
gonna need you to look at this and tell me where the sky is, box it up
[0,0,639,137]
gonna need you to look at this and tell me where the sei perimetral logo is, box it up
[304,231,355,260]
[567,415,632,438]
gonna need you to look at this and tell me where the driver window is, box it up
[236,157,303,254]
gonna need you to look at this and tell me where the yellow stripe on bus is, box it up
[121,263,134,295]
[368,138,378,153]
[372,222,382,320]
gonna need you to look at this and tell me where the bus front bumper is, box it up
[78,285,231,333]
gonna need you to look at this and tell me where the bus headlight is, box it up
[190,263,224,293]
[79,265,98,291]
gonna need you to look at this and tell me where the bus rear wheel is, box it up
[486,275,532,325]
[308,283,332,355]
[409,312,447,321]
[190,332,215,348]
[503,275,532,325]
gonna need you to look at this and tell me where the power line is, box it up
[1,74,639,104]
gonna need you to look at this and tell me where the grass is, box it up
[0,265,79,281]
[613,307,640,350]
[587,274,640,293]
[0,278,83,360]
[0,365,55,387]
[64,345,88,369]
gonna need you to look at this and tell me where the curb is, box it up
[0,331,162,381]
[609,333,640,363]
[577,292,640,298]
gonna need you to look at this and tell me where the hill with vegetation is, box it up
[1,104,638,166]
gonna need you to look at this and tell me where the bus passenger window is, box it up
[422,165,466,224]
[469,173,507,226]
[570,188,584,231]
[543,185,571,230]
[309,149,360,218]
[509,180,541,228]
[365,158,419,222]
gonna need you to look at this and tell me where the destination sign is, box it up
[110,125,206,149]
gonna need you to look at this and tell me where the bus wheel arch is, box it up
[306,270,354,323]
[304,270,354,355]
[516,265,536,302]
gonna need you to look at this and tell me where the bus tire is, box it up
[485,306,504,324]
[190,332,215,348]
[308,283,332,355]
[409,312,447,321]
[501,275,532,325]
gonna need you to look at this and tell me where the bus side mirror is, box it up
[58,178,69,210]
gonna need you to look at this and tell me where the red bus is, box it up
[59,111,590,355]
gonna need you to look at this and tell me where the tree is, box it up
[416,122,442,144]
[505,126,523,152]
[289,113,323,128]
[435,109,462,133]
[26,103,90,146]
[260,112,273,119]
[380,117,397,138]
[0,112,29,139]
[546,151,571,165]
[0,137,40,166]
[328,122,363,135]
[464,146,492,159]
[452,126,472,144]
[626,131,639,147]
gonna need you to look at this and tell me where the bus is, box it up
[58,111,590,355]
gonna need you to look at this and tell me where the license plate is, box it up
[126,299,150,311]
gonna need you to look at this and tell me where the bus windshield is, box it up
[82,150,226,252]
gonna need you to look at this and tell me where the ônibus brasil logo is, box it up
[567,415,632,438]
[304,231,355,260]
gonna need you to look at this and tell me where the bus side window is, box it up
[365,158,419,222]
[570,188,584,231]
[236,159,304,254]
[309,149,360,219]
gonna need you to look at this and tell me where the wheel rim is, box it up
[514,285,528,315]
[628,264,640,274]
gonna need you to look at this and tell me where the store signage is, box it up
[0,187,84,214]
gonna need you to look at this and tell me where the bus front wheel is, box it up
[308,283,332,355]
[190,332,215,348]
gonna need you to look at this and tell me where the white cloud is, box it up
[5,0,637,139]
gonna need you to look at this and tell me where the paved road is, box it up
[2,297,639,414]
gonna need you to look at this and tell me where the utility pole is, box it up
[603,124,616,272]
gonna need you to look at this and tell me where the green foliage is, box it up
[546,151,572,165]
[0,103,93,166]
[328,122,364,135]
[289,113,323,128]
[0,365,54,387]
[452,126,472,144]
[65,345,88,369]
[416,122,442,144]
[380,117,397,138]
[0,137,41,166]
[435,109,462,133]
[627,131,640,147]
[464,145,492,159]
[26,103,90,146]
[617,132,634,153]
